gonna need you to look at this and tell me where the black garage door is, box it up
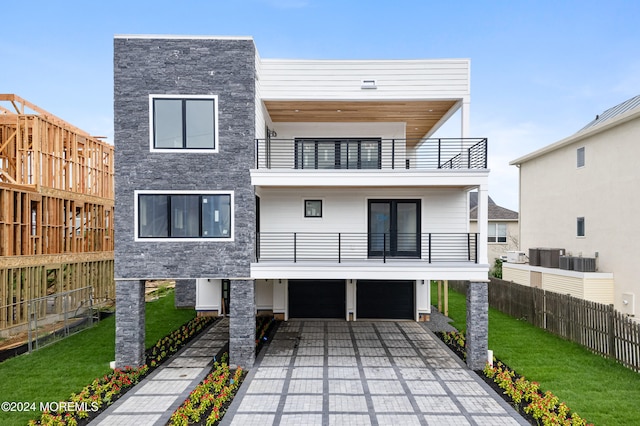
[357,280,414,319]
[289,280,345,318]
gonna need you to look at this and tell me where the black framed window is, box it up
[138,193,231,239]
[304,200,322,218]
[152,96,217,150]
[368,199,421,258]
[577,217,585,237]
[294,138,381,169]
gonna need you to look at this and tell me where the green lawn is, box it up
[0,290,195,425]
[432,283,640,426]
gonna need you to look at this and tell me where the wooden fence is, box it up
[449,278,640,372]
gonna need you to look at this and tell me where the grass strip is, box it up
[432,283,640,426]
[0,290,194,425]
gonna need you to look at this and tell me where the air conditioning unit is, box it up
[529,248,541,266]
[506,251,527,264]
[574,257,596,272]
[539,248,565,268]
[559,256,575,270]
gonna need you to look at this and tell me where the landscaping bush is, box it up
[28,315,216,425]
[169,353,244,426]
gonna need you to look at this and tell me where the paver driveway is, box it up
[222,320,528,426]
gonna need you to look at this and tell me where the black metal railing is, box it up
[255,232,478,264]
[255,138,488,170]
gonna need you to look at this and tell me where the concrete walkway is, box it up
[221,320,529,426]
[90,318,229,425]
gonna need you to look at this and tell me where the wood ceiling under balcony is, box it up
[264,100,458,144]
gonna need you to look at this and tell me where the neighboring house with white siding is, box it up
[506,95,640,319]
[113,35,491,370]
[469,193,518,267]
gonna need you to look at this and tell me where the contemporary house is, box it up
[506,95,640,318]
[113,35,491,369]
[469,192,519,266]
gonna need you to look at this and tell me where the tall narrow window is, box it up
[577,217,585,237]
[577,147,585,168]
[151,95,218,151]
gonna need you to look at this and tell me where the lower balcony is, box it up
[256,232,479,264]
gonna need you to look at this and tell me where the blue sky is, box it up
[2,0,639,210]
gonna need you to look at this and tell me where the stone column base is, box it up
[115,280,145,368]
[466,281,488,370]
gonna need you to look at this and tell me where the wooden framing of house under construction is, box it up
[0,94,115,334]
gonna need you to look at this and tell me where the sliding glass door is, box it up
[368,200,420,258]
[295,138,381,169]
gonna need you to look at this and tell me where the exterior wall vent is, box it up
[361,79,377,89]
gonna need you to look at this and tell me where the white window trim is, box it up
[488,222,508,244]
[149,94,219,153]
[134,190,234,242]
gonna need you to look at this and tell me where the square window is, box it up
[150,95,218,151]
[488,222,507,243]
[304,200,322,218]
[137,192,232,240]
[577,217,585,237]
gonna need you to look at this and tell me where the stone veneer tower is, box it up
[113,36,256,368]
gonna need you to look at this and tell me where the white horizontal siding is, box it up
[259,59,470,100]
[258,188,469,261]
[543,274,584,298]
[584,278,615,305]
[502,265,530,286]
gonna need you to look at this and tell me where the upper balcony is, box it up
[255,137,487,171]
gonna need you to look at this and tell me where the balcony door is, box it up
[295,138,381,169]
[368,200,421,258]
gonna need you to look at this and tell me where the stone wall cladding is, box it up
[229,279,256,368]
[174,279,196,308]
[113,37,256,280]
[115,280,145,367]
[466,281,489,370]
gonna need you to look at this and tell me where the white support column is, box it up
[461,99,471,138]
[477,184,489,265]
[196,278,222,315]
[346,279,356,321]
[272,279,287,321]
[416,279,430,322]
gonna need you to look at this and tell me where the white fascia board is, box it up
[503,262,614,279]
[251,170,489,187]
[251,262,489,281]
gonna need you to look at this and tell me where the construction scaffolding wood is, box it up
[0,94,114,335]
